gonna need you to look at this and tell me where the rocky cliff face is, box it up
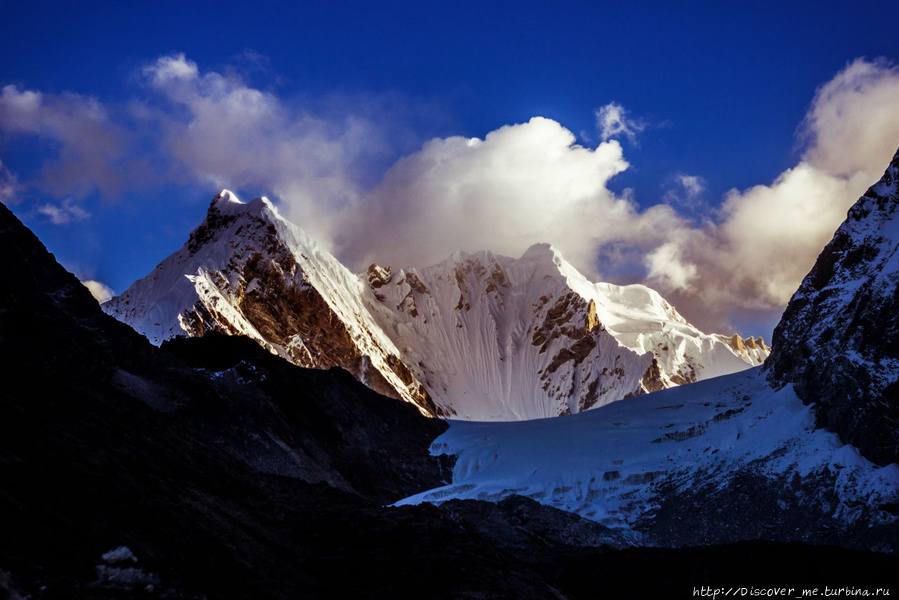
[106,191,768,421]
[768,147,899,466]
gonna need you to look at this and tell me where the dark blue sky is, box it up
[2,1,899,337]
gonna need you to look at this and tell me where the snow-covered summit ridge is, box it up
[211,189,278,218]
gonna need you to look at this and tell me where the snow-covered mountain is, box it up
[397,147,899,550]
[362,245,767,419]
[105,189,767,420]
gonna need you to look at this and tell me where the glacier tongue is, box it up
[105,190,768,421]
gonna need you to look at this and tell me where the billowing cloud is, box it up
[81,279,115,303]
[141,55,359,226]
[138,53,421,244]
[0,54,427,239]
[2,53,897,337]
[800,57,899,178]
[595,102,646,145]
[334,58,899,335]
[334,117,644,271]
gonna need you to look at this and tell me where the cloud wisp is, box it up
[0,85,140,199]
[81,279,115,303]
[595,102,646,146]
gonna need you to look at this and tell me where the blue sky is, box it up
[2,1,899,338]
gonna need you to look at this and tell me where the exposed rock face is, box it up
[768,147,899,466]
[104,191,436,416]
[717,333,769,364]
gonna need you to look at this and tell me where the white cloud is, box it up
[144,53,199,85]
[595,102,645,145]
[138,54,405,246]
[81,279,115,303]
[646,241,697,291]
[662,173,707,212]
[2,53,897,337]
[334,117,638,272]
[676,174,705,198]
[338,58,899,335]
[800,57,899,178]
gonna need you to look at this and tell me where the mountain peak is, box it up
[520,242,563,265]
[210,189,279,220]
[213,188,240,205]
[105,190,436,416]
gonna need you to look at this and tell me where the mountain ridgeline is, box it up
[104,190,768,420]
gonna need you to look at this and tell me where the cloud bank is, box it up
[1,55,898,334]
